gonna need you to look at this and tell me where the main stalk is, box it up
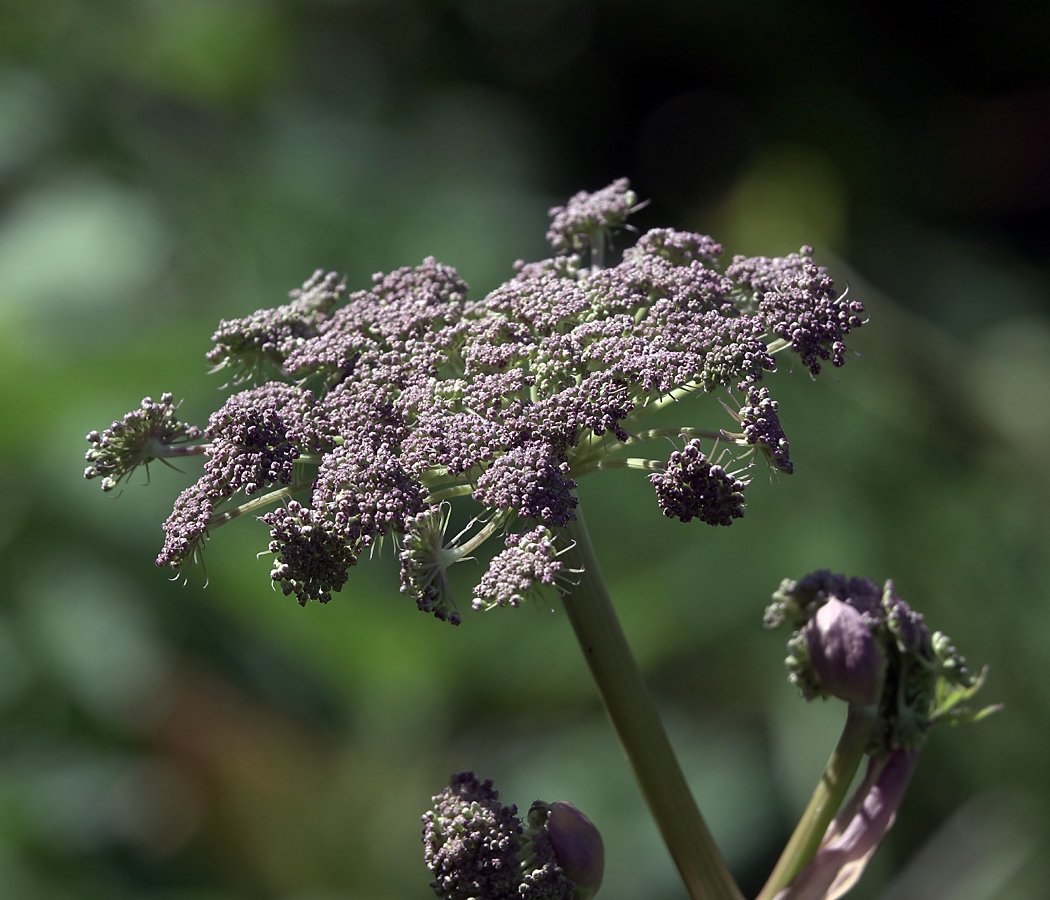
[560,509,743,900]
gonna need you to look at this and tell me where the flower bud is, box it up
[544,801,605,900]
[804,598,884,706]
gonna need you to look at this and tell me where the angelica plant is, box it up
[85,180,993,900]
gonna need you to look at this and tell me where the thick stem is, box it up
[559,508,743,900]
[755,703,877,900]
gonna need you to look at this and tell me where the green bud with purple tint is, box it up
[804,598,885,706]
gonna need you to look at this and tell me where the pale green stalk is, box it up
[755,703,878,900]
[208,480,314,527]
[559,508,744,900]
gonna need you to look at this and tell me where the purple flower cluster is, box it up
[89,179,864,620]
[649,439,747,526]
[156,478,215,570]
[207,269,346,382]
[157,383,333,572]
[84,393,202,492]
[263,500,355,605]
[422,772,574,900]
[423,772,525,900]
[473,444,578,527]
[312,442,426,555]
[726,246,864,375]
[473,527,566,611]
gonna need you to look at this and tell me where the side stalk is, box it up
[559,508,743,900]
[755,703,877,900]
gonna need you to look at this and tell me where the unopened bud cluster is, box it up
[766,571,989,752]
[423,772,604,900]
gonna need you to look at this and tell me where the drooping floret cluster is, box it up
[766,570,994,753]
[649,440,748,526]
[262,501,355,605]
[422,772,576,900]
[726,247,851,376]
[86,180,865,618]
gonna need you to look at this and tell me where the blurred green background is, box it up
[1,2,1049,898]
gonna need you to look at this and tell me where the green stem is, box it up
[427,484,475,504]
[559,508,743,900]
[755,703,877,900]
[587,456,664,475]
[572,428,745,473]
[154,443,208,458]
[208,480,314,527]
[456,513,506,557]
[632,427,742,446]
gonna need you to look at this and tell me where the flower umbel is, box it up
[86,180,863,617]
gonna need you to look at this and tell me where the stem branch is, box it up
[156,443,208,458]
[208,480,314,527]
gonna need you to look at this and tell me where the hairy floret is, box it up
[473,527,565,611]
[399,506,463,625]
[84,393,202,492]
[207,269,345,382]
[547,177,639,254]
[263,501,355,605]
[650,440,747,526]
